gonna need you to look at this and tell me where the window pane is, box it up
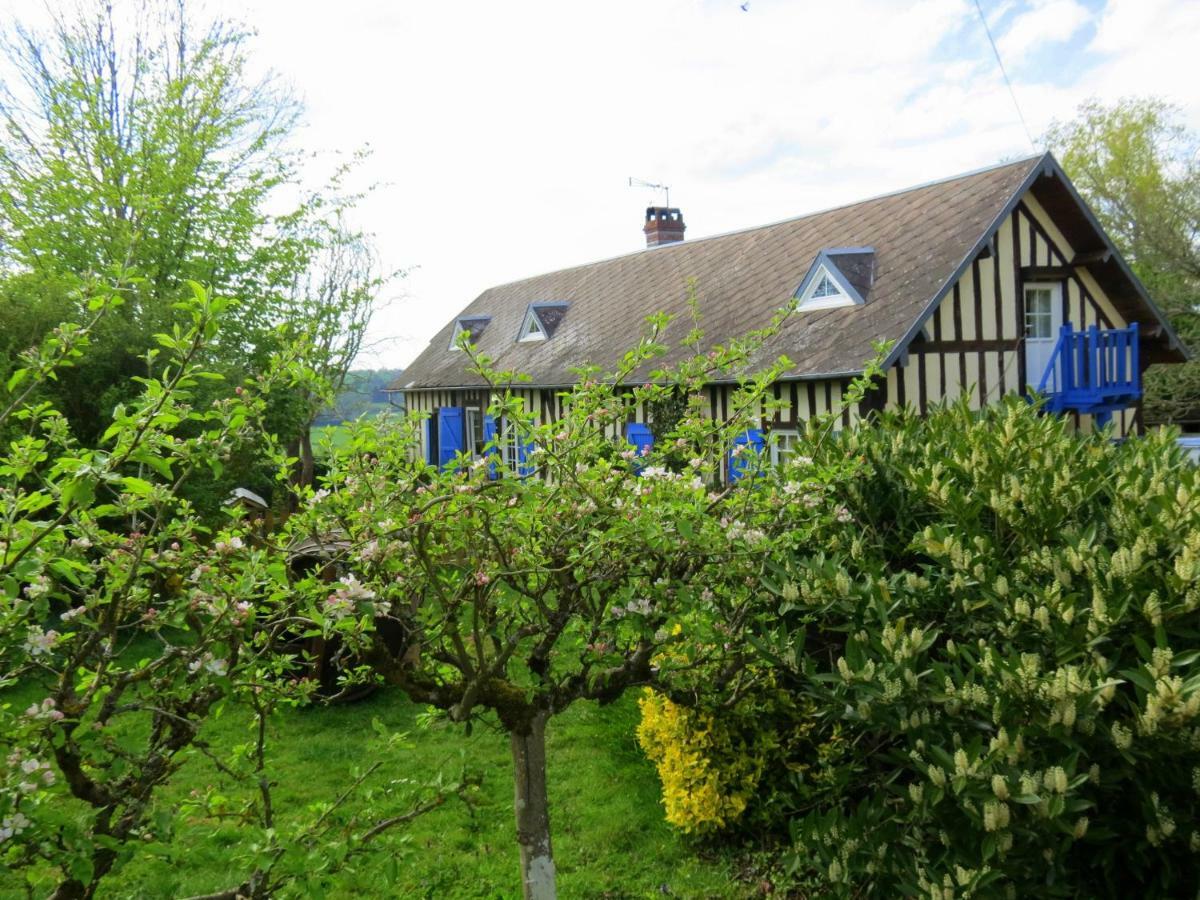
[1024,288,1053,339]
[466,408,484,455]
[771,430,800,465]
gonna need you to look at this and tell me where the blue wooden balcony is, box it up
[1036,322,1141,418]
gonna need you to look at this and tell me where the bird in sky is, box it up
[740,2,750,9]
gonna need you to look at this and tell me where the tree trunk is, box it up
[509,710,557,900]
[298,426,315,492]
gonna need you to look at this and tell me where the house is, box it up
[393,153,1187,474]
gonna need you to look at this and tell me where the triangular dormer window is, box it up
[516,302,568,343]
[794,248,874,312]
[449,316,491,351]
[519,308,547,342]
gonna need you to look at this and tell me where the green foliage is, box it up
[0,1,384,489]
[0,281,450,898]
[643,398,1200,896]
[288,291,890,892]
[1046,98,1200,426]
[0,691,743,898]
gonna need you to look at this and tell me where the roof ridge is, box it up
[479,154,1045,292]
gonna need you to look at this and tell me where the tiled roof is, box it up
[398,155,1044,389]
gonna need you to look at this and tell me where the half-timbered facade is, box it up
[394,153,1186,473]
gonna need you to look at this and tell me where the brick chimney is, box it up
[643,207,685,247]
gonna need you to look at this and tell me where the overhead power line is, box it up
[972,0,1037,151]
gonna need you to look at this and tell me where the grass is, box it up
[3,686,749,899]
[311,423,353,457]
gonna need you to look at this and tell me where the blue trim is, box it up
[625,423,654,473]
[885,151,1188,372]
[728,429,765,482]
[793,251,869,306]
[515,434,536,478]
[437,407,464,469]
[824,246,876,255]
[1037,322,1142,415]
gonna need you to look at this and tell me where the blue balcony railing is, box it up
[1036,322,1140,415]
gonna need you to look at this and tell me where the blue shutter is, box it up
[483,414,499,479]
[625,423,654,474]
[728,429,765,482]
[437,407,464,469]
[626,423,654,455]
[515,434,536,478]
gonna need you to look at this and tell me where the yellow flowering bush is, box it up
[636,691,760,833]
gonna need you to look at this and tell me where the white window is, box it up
[811,274,839,299]
[449,317,489,351]
[1024,287,1055,339]
[518,308,546,342]
[502,422,523,473]
[465,407,485,456]
[796,264,856,311]
[770,430,801,465]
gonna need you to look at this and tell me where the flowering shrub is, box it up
[641,398,1200,897]
[0,282,466,898]
[637,690,766,834]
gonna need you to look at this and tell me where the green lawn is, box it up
[311,423,353,457]
[3,688,749,899]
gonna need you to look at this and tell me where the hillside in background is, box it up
[314,369,403,425]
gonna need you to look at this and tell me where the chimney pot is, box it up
[643,206,685,247]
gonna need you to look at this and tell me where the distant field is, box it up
[311,423,353,456]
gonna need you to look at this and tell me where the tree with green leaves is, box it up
[290,298,888,898]
[1046,98,1200,427]
[0,279,463,899]
[0,0,384,499]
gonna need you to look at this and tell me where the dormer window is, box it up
[449,316,491,351]
[519,309,547,342]
[517,302,569,343]
[793,247,875,312]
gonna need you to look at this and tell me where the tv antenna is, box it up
[628,176,670,209]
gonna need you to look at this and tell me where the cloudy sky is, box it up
[10,0,1200,367]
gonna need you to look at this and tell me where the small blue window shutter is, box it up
[626,423,654,455]
[728,429,765,482]
[516,435,536,478]
[482,414,499,479]
[625,423,654,474]
[437,407,464,469]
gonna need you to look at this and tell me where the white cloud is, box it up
[995,0,1091,64]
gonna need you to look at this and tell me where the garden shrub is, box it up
[640,398,1200,897]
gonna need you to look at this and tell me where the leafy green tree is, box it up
[0,0,381,484]
[0,279,460,899]
[1046,98,1200,426]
